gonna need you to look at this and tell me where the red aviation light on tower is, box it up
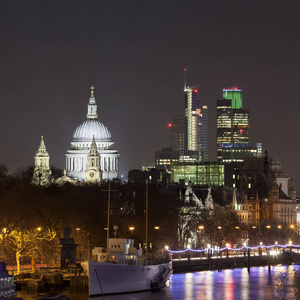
[194,89,198,93]
[168,123,172,128]
[239,129,243,133]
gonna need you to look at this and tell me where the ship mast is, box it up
[102,180,117,262]
[145,179,148,257]
[106,180,111,262]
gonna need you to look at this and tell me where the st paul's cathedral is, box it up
[32,86,120,186]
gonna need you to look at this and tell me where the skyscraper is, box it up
[217,88,261,162]
[169,70,208,162]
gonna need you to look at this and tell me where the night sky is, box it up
[1,1,300,188]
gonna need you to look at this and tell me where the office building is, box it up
[169,70,208,163]
[172,161,224,186]
[217,88,261,162]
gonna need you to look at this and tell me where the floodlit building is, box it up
[65,86,120,181]
[32,86,120,185]
[222,143,262,163]
[172,162,224,186]
[184,85,208,161]
[217,88,261,162]
[32,136,52,186]
[169,70,208,162]
[232,151,297,226]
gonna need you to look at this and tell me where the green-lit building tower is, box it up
[217,88,261,162]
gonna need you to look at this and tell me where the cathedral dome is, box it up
[73,119,111,141]
[72,86,112,142]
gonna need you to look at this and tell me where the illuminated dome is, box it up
[73,119,111,142]
[66,86,119,182]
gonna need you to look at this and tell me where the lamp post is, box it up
[165,245,169,259]
[129,227,135,239]
[198,226,204,248]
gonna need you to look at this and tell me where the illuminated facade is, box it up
[169,72,208,163]
[223,88,242,109]
[184,87,208,161]
[222,143,262,163]
[155,148,200,170]
[32,136,52,186]
[172,162,224,186]
[65,86,119,181]
[217,88,261,162]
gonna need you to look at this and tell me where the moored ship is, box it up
[81,238,172,296]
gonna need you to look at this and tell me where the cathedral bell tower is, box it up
[85,136,102,183]
[32,136,52,186]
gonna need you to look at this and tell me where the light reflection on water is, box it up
[18,265,300,300]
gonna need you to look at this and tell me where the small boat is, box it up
[81,239,172,296]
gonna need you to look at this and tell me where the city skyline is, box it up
[1,1,300,188]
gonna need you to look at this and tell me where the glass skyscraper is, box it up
[217,88,261,162]
[184,88,208,161]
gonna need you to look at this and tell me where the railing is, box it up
[167,243,299,260]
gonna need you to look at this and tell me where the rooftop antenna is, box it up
[184,68,187,91]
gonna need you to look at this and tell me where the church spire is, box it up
[39,135,46,149]
[87,85,98,119]
[32,136,52,186]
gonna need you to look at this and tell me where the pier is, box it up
[168,244,300,273]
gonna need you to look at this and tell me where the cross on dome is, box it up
[90,85,95,97]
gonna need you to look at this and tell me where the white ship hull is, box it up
[81,260,172,296]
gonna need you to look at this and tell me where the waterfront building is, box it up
[177,183,214,248]
[65,86,119,181]
[232,151,297,225]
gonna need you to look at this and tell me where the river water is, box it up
[17,265,300,300]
